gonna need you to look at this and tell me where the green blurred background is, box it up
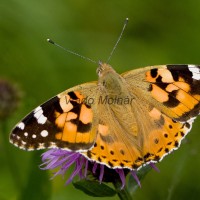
[1,0,200,199]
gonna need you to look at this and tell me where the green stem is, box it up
[113,180,133,200]
[0,120,22,190]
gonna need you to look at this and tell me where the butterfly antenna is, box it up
[107,18,129,63]
[47,39,97,64]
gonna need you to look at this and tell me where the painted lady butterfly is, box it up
[10,62,200,170]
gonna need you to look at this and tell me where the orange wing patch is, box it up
[143,107,192,163]
[83,105,193,170]
[146,65,200,121]
[83,123,144,169]
[54,91,96,150]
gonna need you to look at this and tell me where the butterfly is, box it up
[10,62,200,170]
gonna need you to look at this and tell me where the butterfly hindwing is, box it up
[84,109,193,170]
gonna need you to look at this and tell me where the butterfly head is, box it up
[97,61,125,95]
[96,61,116,77]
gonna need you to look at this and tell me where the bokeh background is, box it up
[1,0,200,199]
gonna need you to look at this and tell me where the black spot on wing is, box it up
[164,133,168,138]
[85,104,91,109]
[77,121,92,133]
[100,145,104,150]
[87,151,92,158]
[150,68,158,78]
[132,163,140,169]
[99,133,114,144]
[155,82,168,90]
[174,140,179,147]
[120,149,125,155]
[190,79,200,95]
[69,100,91,117]
[120,163,124,167]
[154,155,160,161]
[48,96,63,113]
[157,147,163,153]
[156,75,162,82]
[135,157,143,163]
[70,119,92,133]
[165,148,169,153]
[163,90,180,108]
[56,141,94,150]
[68,91,79,100]
[70,101,81,114]
[159,115,165,125]
[167,142,172,145]
[185,122,191,129]
[110,150,114,155]
[154,138,159,144]
[167,65,193,83]
[41,96,63,122]
[148,84,153,91]
[108,161,114,167]
[152,112,165,126]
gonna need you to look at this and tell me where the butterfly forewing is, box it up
[10,82,99,151]
[123,64,200,121]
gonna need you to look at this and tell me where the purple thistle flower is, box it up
[41,149,159,189]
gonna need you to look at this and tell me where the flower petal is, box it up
[115,169,126,189]
[130,171,141,188]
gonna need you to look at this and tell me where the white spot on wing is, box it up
[40,130,48,137]
[38,115,47,124]
[37,143,45,149]
[21,140,26,145]
[34,106,41,112]
[32,134,37,138]
[34,106,47,124]
[50,142,56,147]
[188,65,200,80]
[17,122,25,130]
[24,132,28,137]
